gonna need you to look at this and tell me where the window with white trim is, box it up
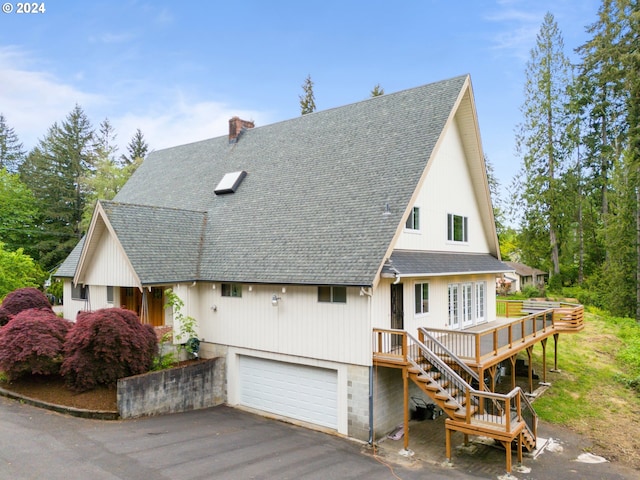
[414,282,429,314]
[106,286,114,303]
[447,213,468,242]
[405,207,420,230]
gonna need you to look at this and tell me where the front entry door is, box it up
[390,283,404,347]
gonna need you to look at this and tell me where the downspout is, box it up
[361,286,374,445]
[369,365,374,445]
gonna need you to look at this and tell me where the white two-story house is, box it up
[56,74,510,441]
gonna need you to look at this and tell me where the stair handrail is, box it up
[518,388,538,442]
[409,330,508,420]
[406,331,474,394]
[417,327,481,383]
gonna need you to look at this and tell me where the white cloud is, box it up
[0,46,271,155]
[113,94,269,153]
[0,46,105,149]
[484,5,546,60]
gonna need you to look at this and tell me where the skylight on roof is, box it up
[214,171,247,195]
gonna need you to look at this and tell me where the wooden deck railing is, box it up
[419,311,554,365]
[374,301,584,369]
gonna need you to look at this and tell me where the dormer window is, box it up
[405,207,420,230]
[447,213,468,242]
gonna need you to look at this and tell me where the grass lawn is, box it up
[529,309,640,468]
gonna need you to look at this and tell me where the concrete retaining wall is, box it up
[117,357,226,418]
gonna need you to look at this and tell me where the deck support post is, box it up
[504,440,512,473]
[517,432,523,466]
[445,424,452,464]
[487,364,498,392]
[403,366,409,452]
[551,333,561,372]
[540,338,548,384]
[509,355,517,390]
[526,346,534,393]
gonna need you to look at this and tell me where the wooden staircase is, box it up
[373,327,538,473]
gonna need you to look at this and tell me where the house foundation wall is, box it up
[347,365,370,441]
[372,366,404,439]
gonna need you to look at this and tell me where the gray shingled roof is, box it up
[383,251,511,277]
[56,236,85,278]
[69,75,477,286]
[99,201,207,283]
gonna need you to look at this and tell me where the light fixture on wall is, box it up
[271,294,281,306]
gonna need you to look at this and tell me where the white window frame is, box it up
[475,282,486,323]
[405,207,420,231]
[462,283,473,327]
[447,213,468,243]
[448,284,459,329]
[414,282,429,315]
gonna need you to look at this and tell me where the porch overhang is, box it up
[382,250,513,278]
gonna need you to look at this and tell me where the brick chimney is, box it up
[229,116,255,144]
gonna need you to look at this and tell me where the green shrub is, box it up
[61,308,157,392]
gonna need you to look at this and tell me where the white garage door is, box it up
[238,356,338,429]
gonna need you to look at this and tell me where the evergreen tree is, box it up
[370,84,385,97]
[299,74,316,115]
[515,12,571,280]
[120,128,148,166]
[0,169,39,253]
[0,113,26,172]
[19,105,96,271]
[95,118,118,163]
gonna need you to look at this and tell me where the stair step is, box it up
[409,366,435,376]
[452,406,477,418]
[444,399,462,410]
[435,389,456,401]
[423,382,441,391]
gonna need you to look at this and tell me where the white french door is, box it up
[448,281,487,330]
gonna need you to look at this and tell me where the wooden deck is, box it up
[370,300,584,474]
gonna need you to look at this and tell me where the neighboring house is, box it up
[503,261,548,293]
[56,75,512,442]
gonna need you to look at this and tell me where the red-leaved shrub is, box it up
[61,308,157,392]
[0,287,53,326]
[0,308,71,380]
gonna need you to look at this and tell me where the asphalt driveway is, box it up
[0,397,466,480]
[1,396,636,480]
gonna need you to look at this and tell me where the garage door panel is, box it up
[239,356,337,429]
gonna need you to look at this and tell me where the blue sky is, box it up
[1,0,600,191]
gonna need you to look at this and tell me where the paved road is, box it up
[1,396,637,480]
[0,397,467,480]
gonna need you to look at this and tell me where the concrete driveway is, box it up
[1,396,637,480]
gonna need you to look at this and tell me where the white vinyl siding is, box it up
[395,119,491,253]
[195,284,371,366]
